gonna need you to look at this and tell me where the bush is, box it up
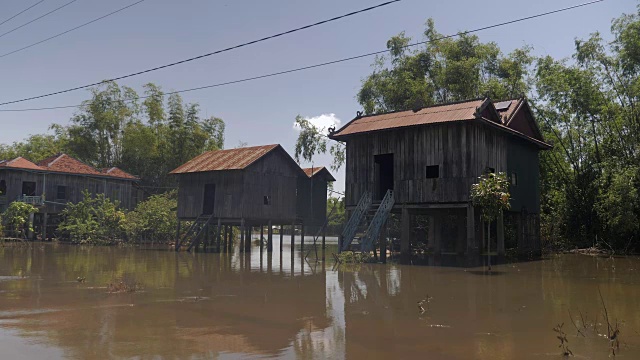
[2,202,38,238]
[124,190,177,243]
[58,190,126,244]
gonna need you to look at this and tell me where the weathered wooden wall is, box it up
[176,170,244,219]
[506,137,540,213]
[242,150,299,222]
[0,169,138,213]
[345,122,509,206]
[296,176,328,226]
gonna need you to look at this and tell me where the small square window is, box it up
[511,173,518,186]
[426,165,439,179]
[56,185,66,200]
[264,196,271,205]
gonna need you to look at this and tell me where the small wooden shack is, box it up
[170,144,333,252]
[329,97,551,258]
[0,154,140,239]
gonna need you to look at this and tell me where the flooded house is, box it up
[0,154,140,239]
[328,97,551,259]
[170,144,333,252]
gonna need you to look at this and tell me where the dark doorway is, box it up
[0,180,6,195]
[374,153,394,200]
[202,183,216,215]
[22,181,36,196]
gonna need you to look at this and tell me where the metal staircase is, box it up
[340,191,372,252]
[174,214,215,252]
[359,190,394,252]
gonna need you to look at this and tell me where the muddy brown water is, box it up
[0,243,639,359]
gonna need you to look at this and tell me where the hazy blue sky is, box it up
[0,0,635,190]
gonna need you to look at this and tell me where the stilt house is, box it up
[329,97,551,257]
[170,144,333,251]
[0,154,140,239]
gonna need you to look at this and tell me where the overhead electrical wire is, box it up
[0,0,145,59]
[0,0,47,28]
[0,0,402,107]
[0,0,78,40]
[0,0,606,113]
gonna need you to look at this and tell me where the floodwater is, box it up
[1,243,639,360]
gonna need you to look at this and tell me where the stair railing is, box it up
[360,190,395,253]
[341,191,372,252]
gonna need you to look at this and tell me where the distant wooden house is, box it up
[170,144,333,252]
[0,154,140,239]
[329,97,551,258]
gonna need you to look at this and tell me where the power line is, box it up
[0,0,78,40]
[0,0,46,27]
[0,0,401,107]
[0,0,144,59]
[0,0,606,113]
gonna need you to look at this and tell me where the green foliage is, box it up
[357,19,533,114]
[0,126,69,163]
[124,191,178,243]
[1,202,38,238]
[293,115,344,171]
[58,190,126,245]
[470,172,511,223]
[336,251,371,264]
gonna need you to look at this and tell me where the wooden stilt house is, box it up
[170,144,333,252]
[329,97,551,258]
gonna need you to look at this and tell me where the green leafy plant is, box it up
[2,202,38,238]
[470,172,511,269]
[124,190,177,243]
[58,190,126,245]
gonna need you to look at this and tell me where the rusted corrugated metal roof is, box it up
[170,144,280,174]
[302,166,336,181]
[0,157,42,170]
[495,98,521,124]
[38,154,103,176]
[330,99,486,139]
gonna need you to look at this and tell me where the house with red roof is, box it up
[169,144,334,252]
[0,153,140,239]
[329,97,550,260]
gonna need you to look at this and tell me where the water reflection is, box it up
[0,244,639,359]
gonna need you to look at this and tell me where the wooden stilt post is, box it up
[245,225,251,252]
[380,219,387,264]
[240,219,245,253]
[322,226,326,261]
[497,210,505,255]
[223,225,228,253]
[260,224,264,252]
[216,218,222,253]
[401,207,411,263]
[466,204,476,254]
[300,223,305,252]
[267,220,273,252]
[291,222,295,253]
[279,224,283,253]
[175,220,181,251]
[42,212,48,241]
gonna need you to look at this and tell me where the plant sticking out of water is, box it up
[553,323,573,357]
[417,295,433,314]
[107,280,143,294]
[76,277,86,283]
[334,251,371,264]
[599,287,621,357]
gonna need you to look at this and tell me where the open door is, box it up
[202,183,216,215]
[374,153,394,200]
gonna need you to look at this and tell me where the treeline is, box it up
[308,6,640,251]
[0,82,225,189]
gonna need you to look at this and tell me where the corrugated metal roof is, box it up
[0,157,42,170]
[495,98,521,124]
[38,154,103,176]
[170,144,280,174]
[302,166,336,181]
[330,99,485,138]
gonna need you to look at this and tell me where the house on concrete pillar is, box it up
[329,97,551,257]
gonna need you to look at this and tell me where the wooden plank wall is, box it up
[0,169,138,213]
[176,170,244,219]
[296,176,329,226]
[345,122,509,206]
[506,138,541,213]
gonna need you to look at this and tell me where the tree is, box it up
[470,172,511,270]
[293,115,344,171]
[58,190,126,244]
[124,191,178,243]
[2,202,38,239]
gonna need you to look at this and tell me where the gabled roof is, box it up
[0,157,42,170]
[101,167,139,180]
[38,153,103,176]
[330,98,551,149]
[329,99,485,139]
[302,166,336,182]
[170,144,283,174]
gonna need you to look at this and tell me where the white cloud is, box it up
[292,113,341,132]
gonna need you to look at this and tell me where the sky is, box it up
[0,0,636,192]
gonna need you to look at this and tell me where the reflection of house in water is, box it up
[330,98,551,258]
[0,154,140,239]
[170,144,334,252]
